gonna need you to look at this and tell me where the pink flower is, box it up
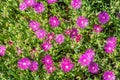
[0,45,6,56]
[93,24,103,33]
[60,57,74,73]
[71,0,82,9]
[98,11,110,24]
[47,0,58,4]
[29,20,40,31]
[35,29,46,39]
[88,62,99,74]
[76,16,89,28]
[78,53,92,66]
[49,16,60,28]
[41,42,52,51]
[104,37,117,53]
[19,2,28,11]
[17,58,31,70]
[44,65,56,73]
[55,34,65,44]
[70,28,78,39]
[76,34,82,42]
[104,44,115,53]
[24,0,36,6]
[46,32,54,41]
[106,37,117,46]
[41,54,53,65]
[33,2,45,13]
[64,29,71,35]
[103,70,116,80]
[29,61,38,72]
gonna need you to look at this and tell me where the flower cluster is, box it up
[104,37,117,53]
[41,55,55,73]
[78,48,95,66]
[78,49,99,74]
[15,0,118,79]
[17,58,38,72]
[60,57,74,73]
[19,0,45,13]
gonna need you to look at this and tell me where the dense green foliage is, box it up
[0,0,120,80]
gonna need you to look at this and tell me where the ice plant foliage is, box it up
[33,2,45,13]
[47,0,58,4]
[98,11,110,24]
[55,34,65,44]
[71,0,82,9]
[60,57,74,73]
[76,16,89,28]
[17,58,31,70]
[104,37,117,53]
[0,45,6,56]
[49,16,60,28]
[103,70,116,80]
[88,62,99,74]
[29,20,40,31]
[29,61,38,72]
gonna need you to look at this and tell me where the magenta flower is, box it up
[41,54,53,65]
[55,34,65,44]
[0,45,6,56]
[76,16,89,28]
[65,29,71,35]
[76,34,82,42]
[78,53,92,66]
[33,2,45,13]
[24,0,36,6]
[47,0,58,4]
[60,57,74,73]
[35,29,46,39]
[88,62,99,74]
[46,32,54,41]
[71,0,82,9]
[93,24,103,33]
[104,44,115,53]
[19,2,28,11]
[29,61,38,72]
[49,16,60,28]
[104,37,117,53]
[98,11,110,24]
[29,20,40,31]
[41,42,52,51]
[17,58,31,70]
[103,70,116,80]
[70,28,78,39]
[106,37,117,46]
[44,65,56,73]
[84,48,95,60]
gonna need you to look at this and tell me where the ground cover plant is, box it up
[0,0,120,80]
